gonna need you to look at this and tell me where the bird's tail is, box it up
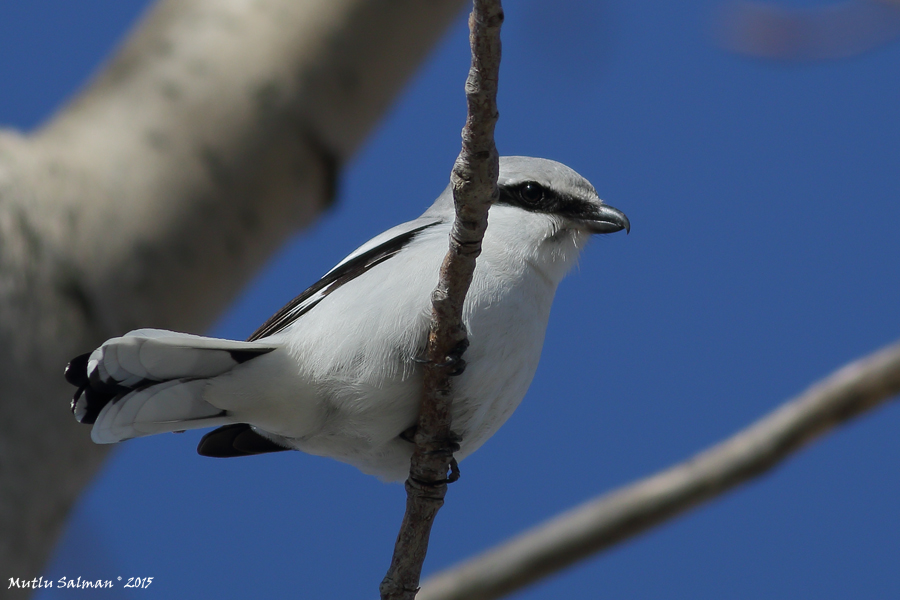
[66,329,278,444]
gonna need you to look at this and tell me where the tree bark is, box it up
[0,0,465,582]
[380,2,503,598]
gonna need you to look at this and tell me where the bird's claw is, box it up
[401,428,462,484]
[444,457,461,484]
[444,356,467,376]
[445,338,469,376]
[412,338,470,375]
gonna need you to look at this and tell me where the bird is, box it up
[65,156,629,482]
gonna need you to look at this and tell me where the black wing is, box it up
[247,221,439,341]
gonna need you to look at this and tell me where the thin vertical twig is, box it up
[379,1,504,599]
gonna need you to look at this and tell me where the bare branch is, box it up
[418,339,900,600]
[0,0,466,581]
[380,1,503,599]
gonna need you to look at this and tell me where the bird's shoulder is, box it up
[247,216,445,341]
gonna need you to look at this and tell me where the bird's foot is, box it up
[401,429,461,484]
[412,338,470,376]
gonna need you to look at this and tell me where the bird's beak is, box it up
[585,203,630,235]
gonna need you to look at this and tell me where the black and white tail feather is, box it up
[67,330,283,455]
[64,157,629,479]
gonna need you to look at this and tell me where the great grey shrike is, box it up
[66,156,629,481]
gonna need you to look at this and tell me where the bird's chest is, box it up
[287,249,557,471]
[449,264,556,455]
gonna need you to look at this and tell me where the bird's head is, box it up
[472,156,631,286]
[424,156,629,284]
[495,156,629,237]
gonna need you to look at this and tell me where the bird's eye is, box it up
[519,183,544,205]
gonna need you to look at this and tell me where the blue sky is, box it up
[3,1,899,598]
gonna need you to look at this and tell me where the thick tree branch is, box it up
[379,1,503,599]
[418,339,900,600]
[0,0,466,583]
